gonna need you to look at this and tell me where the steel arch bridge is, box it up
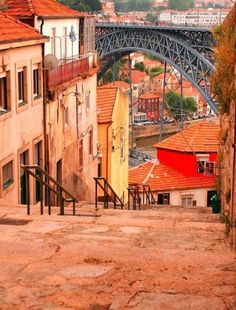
[95,23,217,114]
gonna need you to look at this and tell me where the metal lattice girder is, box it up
[96,25,217,114]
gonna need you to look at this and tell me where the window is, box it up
[85,91,90,112]
[17,68,27,105]
[63,27,67,59]
[64,107,69,128]
[0,74,9,114]
[89,129,93,155]
[182,196,192,207]
[197,161,215,175]
[79,139,83,167]
[33,65,41,98]
[120,136,124,161]
[158,193,170,205]
[205,162,215,175]
[2,160,13,190]
[197,161,205,174]
[51,28,56,55]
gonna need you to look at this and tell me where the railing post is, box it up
[95,179,98,210]
[39,168,44,215]
[48,187,51,215]
[104,179,108,209]
[60,197,65,216]
[73,200,76,216]
[114,195,116,209]
[25,169,30,215]
[128,189,130,210]
[59,188,64,215]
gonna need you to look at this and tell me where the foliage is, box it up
[167,0,194,10]
[149,66,163,78]
[211,6,236,114]
[115,0,154,12]
[103,59,124,83]
[146,12,157,23]
[58,0,101,12]
[165,90,197,120]
[134,62,145,72]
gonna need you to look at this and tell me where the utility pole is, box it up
[128,54,134,148]
[160,62,167,141]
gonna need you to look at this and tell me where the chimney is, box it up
[0,0,8,11]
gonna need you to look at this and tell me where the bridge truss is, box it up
[96,24,217,114]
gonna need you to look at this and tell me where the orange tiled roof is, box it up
[4,0,85,18]
[101,81,130,90]
[131,69,146,84]
[129,160,216,191]
[0,13,45,43]
[97,87,118,123]
[139,92,159,100]
[154,121,220,153]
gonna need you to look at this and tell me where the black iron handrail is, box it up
[22,165,78,216]
[143,184,156,205]
[94,177,124,210]
[128,184,141,210]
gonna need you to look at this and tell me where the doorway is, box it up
[207,190,217,207]
[20,150,29,204]
[35,141,43,203]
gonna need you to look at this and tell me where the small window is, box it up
[2,160,13,190]
[79,139,83,167]
[89,129,93,155]
[0,74,9,114]
[120,136,124,161]
[33,67,40,98]
[18,68,27,105]
[182,196,192,207]
[205,162,215,175]
[64,107,69,128]
[197,161,205,174]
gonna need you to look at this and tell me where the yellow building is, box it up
[97,87,129,203]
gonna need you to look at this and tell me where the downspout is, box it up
[106,122,112,181]
[40,18,49,174]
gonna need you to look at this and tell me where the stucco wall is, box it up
[0,44,44,205]
[47,73,98,202]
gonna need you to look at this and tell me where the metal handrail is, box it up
[128,185,141,210]
[94,177,124,210]
[22,165,78,216]
[143,184,156,205]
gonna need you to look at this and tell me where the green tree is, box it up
[146,12,157,23]
[165,90,197,120]
[167,0,194,10]
[59,0,101,12]
[115,0,154,12]
[134,62,145,72]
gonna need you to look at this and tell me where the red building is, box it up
[153,121,219,177]
[138,92,159,121]
[129,121,219,207]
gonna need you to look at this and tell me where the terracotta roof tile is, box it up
[139,92,159,100]
[131,69,146,84]
[101,81,130,90]
[97,87,118,123]
[4,0,85,18]
[0,13,45,43]
[129,160,216,191]
[153,121,220,153]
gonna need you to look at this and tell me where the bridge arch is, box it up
[96,27,217,114]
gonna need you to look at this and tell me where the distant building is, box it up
[137,93,160,121]
[101,0,115,16]
[97,87,129,203]
[129,121,219,207]
[158,8,230,27]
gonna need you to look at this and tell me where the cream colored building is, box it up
[97,87,129,203]
[0,14,48,205]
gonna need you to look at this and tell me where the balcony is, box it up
[47,56,90,89]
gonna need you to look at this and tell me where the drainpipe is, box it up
[106,122,113,181]
[40,18,49,174]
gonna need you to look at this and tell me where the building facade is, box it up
[97,87,129,203]
[4,0,98,202]
[0,14,48,205]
